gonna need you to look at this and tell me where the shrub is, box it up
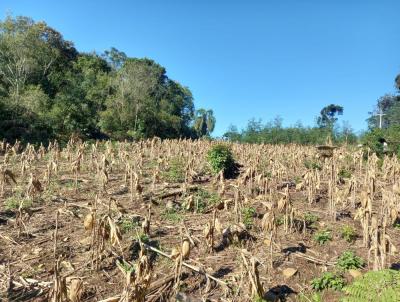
[161,208,182,222]
[341,225,357,242]
[192,189,220,213]
[342,269,400,301]
[206,144,236,177]
[5,196,32,210]
[336,251,364,271]
[314,229,332,245]
[338,169,352,179]
[304,212,319,228]
[242,206,256,228]
[311,272,345,291]
[118,217,139,234]
[304,160,322,171]
[163,157,185,183]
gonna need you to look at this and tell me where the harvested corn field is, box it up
[1,138,400,301]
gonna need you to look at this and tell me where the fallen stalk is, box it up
[142,243,228,287]
[291,251,337,266]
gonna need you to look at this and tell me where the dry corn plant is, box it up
[15,199,32,238]
[368,215,396,271]
[66,277,84,302]
[0,165,17,197]
[50,258,67,302]
[27,172,43,200]
[277,186,294,234]
[141,205,151,236]
[261,209,276,270]
[130,170,143,203]
[354,187,373,247]
[71,147,84,193]
[119,239,152,302]
[203,210,217,252]
[326,157,338,221]
[240,251,264,301]
[300,168,320,204]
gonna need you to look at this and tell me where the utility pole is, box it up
[375,108,386,129]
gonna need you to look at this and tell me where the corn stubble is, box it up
[1,137,400,301]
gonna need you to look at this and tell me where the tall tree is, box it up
[317,104,343,129]
[100,58,196,139]
[193,109,216,137]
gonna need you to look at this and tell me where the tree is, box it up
[193,109,216,137]
[317,104,344,129]
[103,47,127,70]
[0,16,77,102]
[0,15,205,143]
[367,94,399,129]
[100,58,196,140]
[223,125,241,141]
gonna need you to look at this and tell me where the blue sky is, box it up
[1,0,399,136]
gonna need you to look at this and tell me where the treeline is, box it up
[223,109,357,145]
[224,75,400,149]
[0,16,215,144]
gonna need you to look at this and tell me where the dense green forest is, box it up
[0,15,399,149]
[0,16,215,143]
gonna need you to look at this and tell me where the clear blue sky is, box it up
[1,0,399,136]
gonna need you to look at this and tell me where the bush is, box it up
[162,157,185,183]
[342,269,400,301]
[341,225,357,242]
[336,251,364,271]
[5,196,32,210]
[206,144,236,177]
[242,206,256,228]
[314,229,332,245]
[338,169,352,179]
[304,212,319,228]
[304,160,322,170]
[311,272,345,291]
[192,189,220,213]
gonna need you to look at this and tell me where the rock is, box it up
[282,267,297,278]
[348,269,362,278]
[264,291,279,302]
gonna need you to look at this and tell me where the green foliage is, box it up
[118,217,139,234]
[338,169,352,179]
[299,292,323,302]
[5,195,32,210]
[0,15,205,143]
[223,117,357,145]
[314,229,332,245]
[342,269,400,302]
[311,272,346,291]
[276,216,284,226]
[138,233,150,244]
[252,296,267,302]
[304,160,322,171]
[341,225,357,242]
[193,109,216,137]
[206,144,235,177]
[161,208,182,223]
[336,251,364,271]
[163,157,185,183]
[304,212,319,228]
[117,259,135,273]
[192,189,220,213]
[242,206,256,228]
[317,104,344,129]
